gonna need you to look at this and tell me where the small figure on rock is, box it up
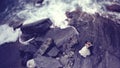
[79,41,93,58]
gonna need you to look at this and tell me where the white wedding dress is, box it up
[79,46,90,57]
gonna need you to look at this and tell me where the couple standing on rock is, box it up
[79,41,93,58]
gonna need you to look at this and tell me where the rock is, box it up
[34,38,56,57]
[9,22,23,30]
[19,18,52,44]
[66,51,75,58]
[19,34,34,42]
[20,44,38,54]
[19,40,42,66]
[19,39,42,54]
[60,56,69,66]
[34,0,44,7]
[59,54,75,68]
[35,0,44,4]
[21,18,52,36]
[62,34,78,51]
[18,9,120,68]
[106,4,120,13]
[34,56,62,68]
[20,51,33,66]
[72,55,81,68]
[44,27,79,48]
[97,51,120,68]
[67,9,120,68]
[47,47,60,57]
[65,10,81,19]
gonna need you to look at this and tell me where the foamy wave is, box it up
[17,0,101,29]
[0,24,21,45]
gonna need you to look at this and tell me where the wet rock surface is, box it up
[19,18,79,67]
[17,10,119,68]
[21,18,52,36]
[1,3,120,68]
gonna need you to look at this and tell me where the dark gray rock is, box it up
[2,0,120,68]
[21,18,52,36]
[8,17,24,30]
[73,55,81,68]
[19,40,42,66]
[34,56,62,68]
[19,18,52,42]
[106,4,120,13]
[18,9,120,68]
[34,38,55,57]
[66,9,120,68]
[44,27,79,48]
[35,0,44,4]
[98,51,120,68]
[47,47,60,57]
[59,53,75,68]
[19,39,42,54]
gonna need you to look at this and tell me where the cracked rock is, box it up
[34,56,62,68]
[47,47,60,57]
[44,27,79,48]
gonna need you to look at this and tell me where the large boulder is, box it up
[66,9,120,68]
[20,18,52,42]
[44,27,79,48]
[21,18,52,36]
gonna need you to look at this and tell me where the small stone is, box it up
[47,47,60,57]
[60,56,69,66]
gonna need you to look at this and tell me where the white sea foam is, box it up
[17,0,101,28]
[0,0,102,45]
[0,24,21,45]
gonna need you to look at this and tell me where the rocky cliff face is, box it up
[0,0,120,68]
[18,9,120,68]
[66,9,120,68]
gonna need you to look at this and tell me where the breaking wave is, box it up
[0,24,21,45]
[0,0,120,45]
[17,0,101,28]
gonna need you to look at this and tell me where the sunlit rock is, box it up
[44,27,79,48]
